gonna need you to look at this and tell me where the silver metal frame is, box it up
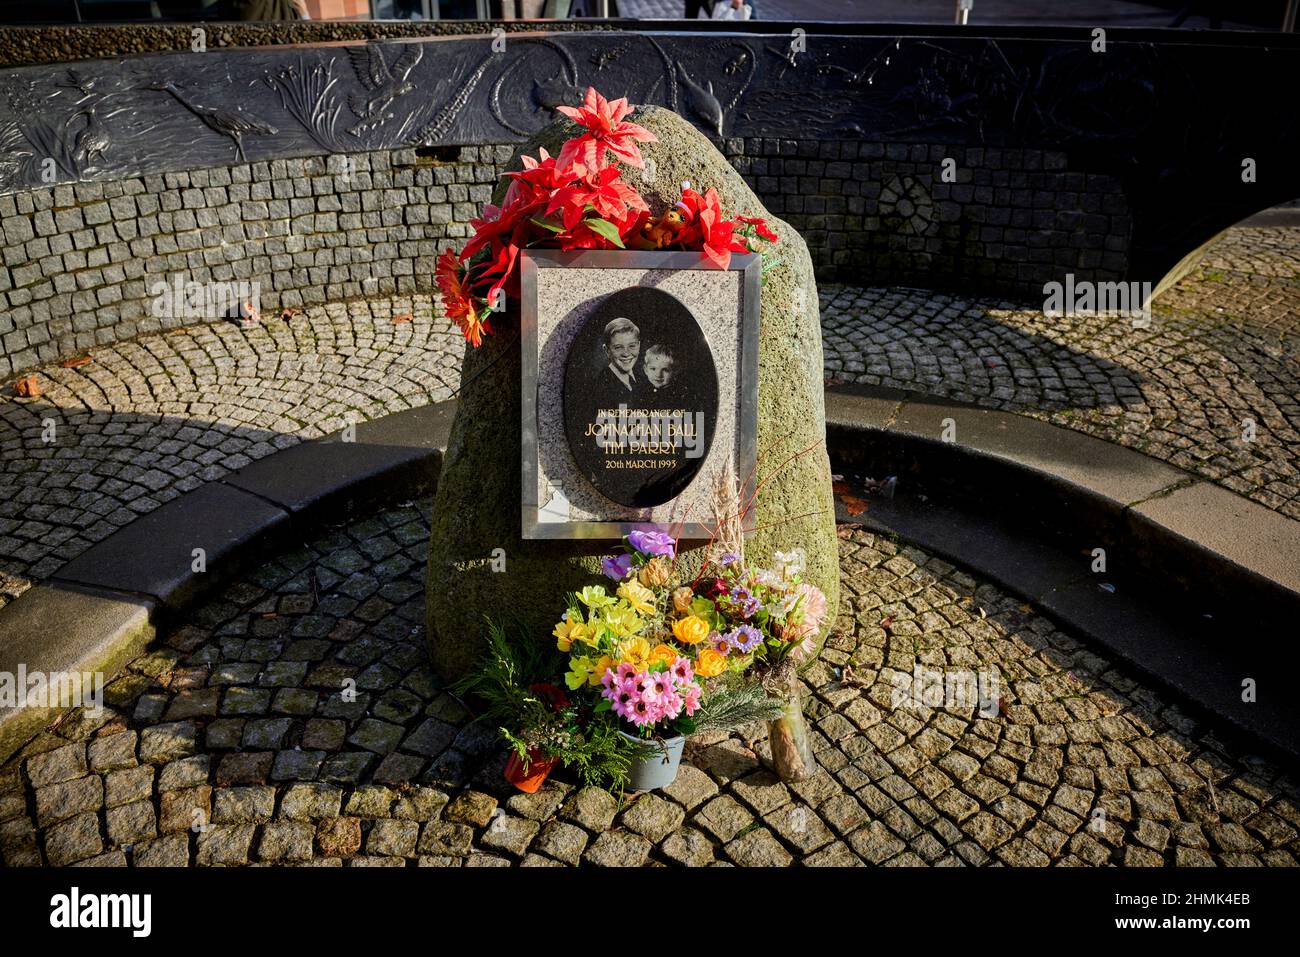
[521,249,761,541]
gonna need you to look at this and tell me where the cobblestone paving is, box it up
[0,295,463,605]
[2,223,1295,611]
[2,500,1296,868]
[822,225,1300,521]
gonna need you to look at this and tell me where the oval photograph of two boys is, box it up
[562,285,719,509]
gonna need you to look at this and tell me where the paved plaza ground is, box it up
[2,498,1297,868]
[822,223,1300,521]
[2,219,1297,614]
[0,298,463,609]
[1,215,1297,867]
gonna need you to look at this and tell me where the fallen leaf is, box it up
[60,355,92,369]
[832,480,851,494]
[14,375,41,398]
[280,308,301,321]
[879,615,895,631]
[1018,603,1033,613]
[840,664,870,689]
[998,698,1011,717]
[392,312,413,324]
[840,494,869,516]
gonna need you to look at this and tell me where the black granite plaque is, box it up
[561,286,719,508]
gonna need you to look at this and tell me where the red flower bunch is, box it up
[437,87,779,347]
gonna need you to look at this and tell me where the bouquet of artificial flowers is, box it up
[436,87,779,347]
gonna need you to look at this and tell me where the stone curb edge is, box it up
[826,383,1300,763]
[825,383,1300,626]
[0,400,456,762]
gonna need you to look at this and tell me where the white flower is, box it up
[773,547,806,582]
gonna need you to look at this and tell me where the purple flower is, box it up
[730,624,763,654]
[720,552,740,567]
[627,529,676,559]
[601,553,633,580]
[729,585,760,619]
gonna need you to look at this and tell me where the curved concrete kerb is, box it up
[0,401,455,762]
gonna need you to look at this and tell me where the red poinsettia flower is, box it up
[548,165,648,232]
[552,217,621,251]
[436,249,489,346]
[556,87,657,172]
[737,214,779,243]
[682,187,751,270]
[475,215,534,306]
[458,191,542,307]
[461,196,531,265]
[502,147,583,206]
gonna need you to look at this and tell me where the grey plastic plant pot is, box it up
[620,731,686,791]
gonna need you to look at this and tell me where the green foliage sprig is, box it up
[454,617,640,792]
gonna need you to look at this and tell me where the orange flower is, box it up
[695,648,727,678]
[649,643,678,667]
[436,249,489,346]
[672,615,710,646]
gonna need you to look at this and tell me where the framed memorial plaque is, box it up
[521,249,760,539]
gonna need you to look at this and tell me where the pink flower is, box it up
[797,583,827,630]
[784,583,828,646]
[607,684,634,720]
[658,689,683,721]
[670,656,694,685]
[682,683,702,717]
[616,662,639,683]
[640,674,662,703]
[628,695,655,727]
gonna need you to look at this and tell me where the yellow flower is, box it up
[553,616,589,652]
[695,648,727,678]
[648,643,678,667]
[615,637,652,667]
[672,615,710,646]
[603,602,645,637]
[565,656,597,691]
[617,580,656,615]
[590,655,616,687]
[577,586,615,609]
